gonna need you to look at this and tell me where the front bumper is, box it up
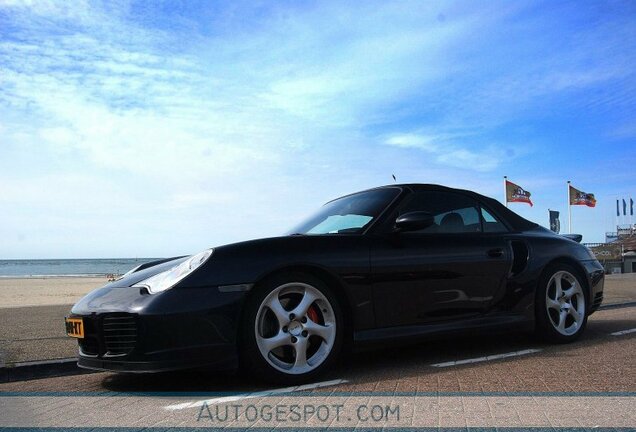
[77,345,237,373]
[70,284,247,373]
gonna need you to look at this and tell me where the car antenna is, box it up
[392,174,397,182]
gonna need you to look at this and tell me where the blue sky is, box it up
[1,0,635,258]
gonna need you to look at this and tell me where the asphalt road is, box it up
[1,305,634,429]
[0,304,76,365]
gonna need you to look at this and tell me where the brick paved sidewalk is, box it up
[1,393,634,429]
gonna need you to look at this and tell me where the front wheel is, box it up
[240,273,343,384]
[535,264,588,343]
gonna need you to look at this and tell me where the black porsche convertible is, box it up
[66,184,604,383]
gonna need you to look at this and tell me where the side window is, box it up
[398,191,482,233]
[481,207,508,233]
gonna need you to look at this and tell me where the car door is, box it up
[369,190,512,328]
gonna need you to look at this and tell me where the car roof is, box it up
[355,183,539,232]
[373,183,474,193]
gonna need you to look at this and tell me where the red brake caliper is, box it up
[307,305,320,324]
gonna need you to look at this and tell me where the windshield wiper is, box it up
[337,228,361,234]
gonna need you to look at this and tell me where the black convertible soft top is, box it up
[386,184,540,232]
[479,194,539,232]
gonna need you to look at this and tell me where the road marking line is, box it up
[430,348,542,368]
[164,378,348,411]
[611,328,636,336]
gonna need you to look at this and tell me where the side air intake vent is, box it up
[510,241,529,276]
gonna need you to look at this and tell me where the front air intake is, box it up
[102,314,137,356]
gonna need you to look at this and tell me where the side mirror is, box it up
[394,211,435,232]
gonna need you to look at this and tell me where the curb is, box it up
[598,301,636,311]
[0,358,95,383]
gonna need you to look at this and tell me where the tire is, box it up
[240,272,343,385]
[535,263,588,343]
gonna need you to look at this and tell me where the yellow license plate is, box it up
[65,317,84,339]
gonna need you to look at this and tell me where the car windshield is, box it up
[288,188,401,235]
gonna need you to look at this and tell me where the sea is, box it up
[0,258,160,278]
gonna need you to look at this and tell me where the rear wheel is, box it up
[241,273,343,384]
[535,264,588,343]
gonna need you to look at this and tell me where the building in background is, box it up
[585,224,636,273]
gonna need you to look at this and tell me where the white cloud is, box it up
[384,134,439,152]
[384,132,506,172]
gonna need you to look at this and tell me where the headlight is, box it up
[133,249,213,294]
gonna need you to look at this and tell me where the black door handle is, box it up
[487,248,504,258]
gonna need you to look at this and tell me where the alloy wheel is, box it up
[545,270,585,336]
[255,282,336,375]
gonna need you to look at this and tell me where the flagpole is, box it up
[503,176,508,207]
[567,180,572,234]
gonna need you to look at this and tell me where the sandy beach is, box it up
[0,277,108,309]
